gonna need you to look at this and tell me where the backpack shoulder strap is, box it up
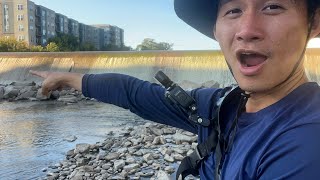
[176,85,241,180]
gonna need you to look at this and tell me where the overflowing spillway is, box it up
[0,50,319,87]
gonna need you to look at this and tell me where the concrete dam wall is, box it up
[0,50,319,87]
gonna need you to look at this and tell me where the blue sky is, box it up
[31,0,220,50]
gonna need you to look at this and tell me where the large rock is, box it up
[4,86,19,99]
[153,170,170,180]
[173,133,197,144]
[74,143,91,154]
[16,90,37,100]
[113,160,125,171]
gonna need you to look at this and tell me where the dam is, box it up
[0,50,319,87]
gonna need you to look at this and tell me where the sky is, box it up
[31,0,221,50]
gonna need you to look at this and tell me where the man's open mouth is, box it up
[237,51,268,67]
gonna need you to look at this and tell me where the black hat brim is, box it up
[174,0,219,40]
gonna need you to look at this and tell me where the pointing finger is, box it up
[29,70,49,79]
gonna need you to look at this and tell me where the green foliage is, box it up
[0,37,29,52]
[80,42,97,51]
[136,38,173,51]
[48,33,80,51]
[46,42,59,52]
[30,45,44,52]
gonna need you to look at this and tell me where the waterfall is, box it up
[0,50,319,87]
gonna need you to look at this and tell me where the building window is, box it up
[4,24,9,32]
[18,25,24,31]
[30,26,34,30]
[18,4,23,10]
[18,36,25,41]
[17,15,24,21]
[42,10,45,17]
[42,39,47,44]
[43,30,46,35]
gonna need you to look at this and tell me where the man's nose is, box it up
[235,13,264,42]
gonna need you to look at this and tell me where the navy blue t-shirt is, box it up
[82,73,320,180]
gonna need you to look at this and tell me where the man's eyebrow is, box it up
[219,0,234,7]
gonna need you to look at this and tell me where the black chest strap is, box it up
[176,128,218,179]
[176,86,243,180]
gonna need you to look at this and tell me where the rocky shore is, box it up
[43,122,199,180]
[0,81,87,103]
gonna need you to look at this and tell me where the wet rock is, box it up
[16,90,37,100]
[4,86,19,99]
[10,81,36,86]
[58,95,79,103]
[63,135,77,142]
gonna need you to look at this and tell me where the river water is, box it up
[0,100,146,180]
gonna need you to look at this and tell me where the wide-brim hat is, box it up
[174,0,320,40]
[174,0,219,40]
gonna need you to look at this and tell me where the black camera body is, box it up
[155,70,210,126]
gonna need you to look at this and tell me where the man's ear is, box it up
[213,27,218,41]
[310,9,320,38]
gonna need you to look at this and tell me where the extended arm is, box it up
[30,71,197,133]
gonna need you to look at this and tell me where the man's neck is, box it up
[245,72,308,113]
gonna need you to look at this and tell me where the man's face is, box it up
[214,0,314,93]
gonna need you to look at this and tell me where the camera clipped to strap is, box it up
[155,70,210,126]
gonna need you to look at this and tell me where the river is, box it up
[0,100,146,180]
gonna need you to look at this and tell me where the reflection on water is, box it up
[0,101,145,179]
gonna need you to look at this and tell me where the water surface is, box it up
[0,101,145,179]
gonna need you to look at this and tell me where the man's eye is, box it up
[225,8,242,16]
[263,4,283,11]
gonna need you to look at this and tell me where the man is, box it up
[31,0,320,179]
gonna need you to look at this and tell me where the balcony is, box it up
[35,19,41,27]
[36,29,42,37]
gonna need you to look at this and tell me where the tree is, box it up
[46,42,59,52]
[0,37,28,52]
[136,38,173,51]
[30,45,44,52]
[80,42,97,51]
[48,33,80,51]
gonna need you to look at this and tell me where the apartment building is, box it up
[0,0,37,46]
[68,18,79,38]
[93,24,124,48]
[36,5,55,45]
[1,0,124,50]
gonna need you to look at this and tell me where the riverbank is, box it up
[43,122,199,180]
